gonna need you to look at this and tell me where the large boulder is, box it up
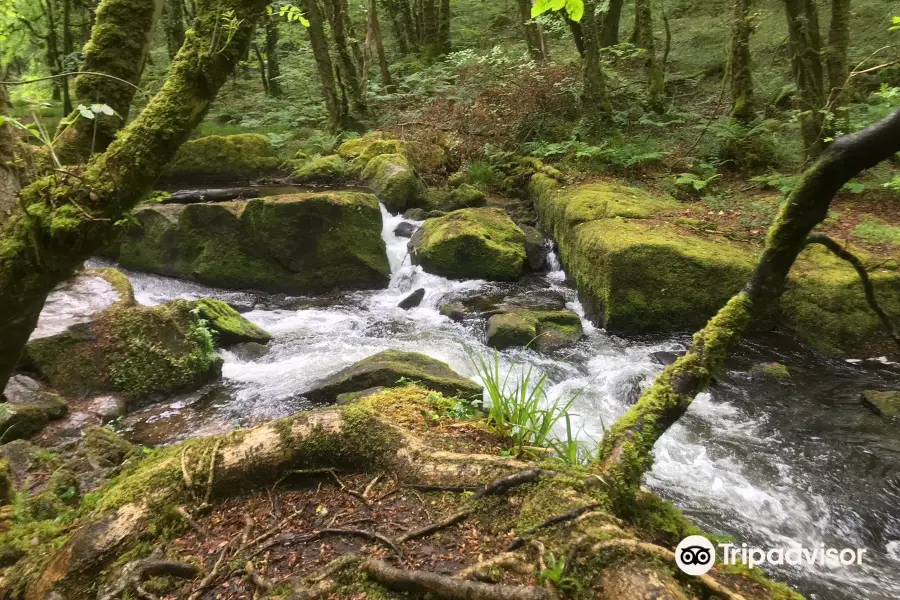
[117,191,390,294]
[304,350,482,402]
[361,153,423,213]
[409,208,528,280]
[193,298,272,346]
[486,309,584,352]
[3,375,67,419]
[21,300,221,403]
[0,404,48,444]
[162,134,281,183]
[422,184,487,212]
[291,154,349,184]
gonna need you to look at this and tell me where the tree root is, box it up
[329,469,373,508]
[505,503,603,551]
[806,232,900,350]
[100,558,199,600]
[398,509,473,542]
[361,558,550,600]
[254,527,401,558]
[471,469,556,501]
[455,553,533,581]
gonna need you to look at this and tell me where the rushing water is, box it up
[80,197,900,600]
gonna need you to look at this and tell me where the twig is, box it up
[245,560,271,600]
[405,484,483,493]
[198,440,221,510]
[397,509,473,543]
[505,503,603,551]
[241,514,254,546]
[329,470,372,508]
[363,475,381,499]
[180,449,194,491]
[175,505,205,537]
[361,559,549,600]
[188,543,231,600]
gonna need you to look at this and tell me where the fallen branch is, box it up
[471,469,556,501]
[361,559,550,600]
[806,232,900,350]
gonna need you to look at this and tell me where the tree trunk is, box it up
[368,0,395,91]
[324,0,367,115]
[252,40,269,94]
[825,0,851,125]
[340,0,366,73]
[564,11,585,57]
[598,108,900,505]
[515,0,542,61]
[0,84,19,234]
[634,0,665,112]
[599,0,624,47]
[382,0,410,54]
[62,0,74,115]
[264,13,282,96]
[579,0,613,141]
[420,0,440,59]
[164,0,186,58]
[783,0,827,160]
[729,0,754,122]
[303,0,344,130]
[438,0,450,55]
[42,0,63,102]
[0,0,272,394]
[54,0,166,165]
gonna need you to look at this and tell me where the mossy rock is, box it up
[360,153,424,213]
[4,375,68,419]
[422,185,486,212]
[486,309,583,352]
[118,191,390,294]
[861,390,900,421]
[338,133,445,174]
[750,362,790,379]
[163,134,281,183]
[291,154,348,184]
[0,404,48,444]
[409,208,528,281]
[304,350,482,402]
[22,300,221,402]
[193,298,272,346]
[81,426,138,469]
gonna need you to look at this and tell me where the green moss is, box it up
[193,298,272,346]
[163,134,281,182]
[291,154,348,183]
[360,153,423,213]
[486,310,583,351]
[92,267,136,305]
[751,362,790,379]
[409,208,528,280]
[118,191,390,294]
[23,300,219,401]
[304,350,482,402]
[82,426,138,468]
[0,458,12,505]
[424,184,487,212]
[0,404,48,444]
[861,390,900,420]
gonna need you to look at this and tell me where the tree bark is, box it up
[783,0,827,160]
[303,0,344,130]
[579,0,613,141]
[252,40,269,94]
[264,12,283,96]
[0,0,271,394]
[438,0,450,55]
[729,0,755,122]
[368,0,395,91]
[62,0,74,115]
[54,0,166,165]
[599,0,625,47]
[564,11,584,57]
[0,85,19,235]
[164,0,187,58]
[382,0,410,55]
[597,108,900,505]
[324,0,367,115]
[634,0,665,112]
[825,0,851,125]
[420,0,440,59]
[515,0,542,61]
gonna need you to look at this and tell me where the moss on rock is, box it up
[486,309,583,352]
[81,426,138,468]
[304,350,482,403]
[117,191,390,294]
[291,154,348,184]
[360,153,423,213]
[163,134,281,183]
[751,362,790,379]
[4,375,68,419]
[22,300,220,402]
[0,404,48,444]
[861,390,900,421]
[409,208,528,280]
[193,298,272,346]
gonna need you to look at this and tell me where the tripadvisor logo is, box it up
[675,535,868,576]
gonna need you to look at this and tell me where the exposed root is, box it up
[398,509,473,543]
[363,475,381,498]
[254,527,401,558]
[455,553,534,582]
[187,542,232,600]
[245,560,271,600]
[330,469,373,508]
[406,484,483,493]
[198,439,222,511]
[471,469,556,501]
[505,503,603,551]
[100,559,199,600]
[361,558,550,600]
[175,505,206,537]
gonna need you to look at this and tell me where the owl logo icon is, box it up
[676,535,716,576]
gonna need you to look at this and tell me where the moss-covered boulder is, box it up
[193,298,272,346]
[291,154,348,184]
[338,133,446,174]
[487,309,584,352]
[22,300,220,402]
[361,153,423,213]
[0,404,48,444]
[409,208,528,280]
[529,175,900,356]
[861,390,900,421]
[422,184,487,212]
[163,134,281,182]
[117,191,390,294]
[304,350,482,402]
[3,375,67,419]
[80,426,138,469]
[750,362,790,379]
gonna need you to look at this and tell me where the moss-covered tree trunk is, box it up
[42,0,63,102]
[303,0,344,130]
[600,0,625,47]
[325,0,367,116]
[579,0,613,141]
[634,0,665,112]
[368,0,395,91]
[420,0,441,59]
[438,0,450,55]
[54,0,166,165]
[598,108,900,506]
[0,85,18,238]
[264,12,283,97]
[825,0,851,125]
[0,0,271,395]
[729,0,755,121]
[783,0,826,160]
[515,0,543,61]
[164,0,186,58]
[61,0,74,115]
[382,0,410,54]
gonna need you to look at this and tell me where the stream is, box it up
[72,191,900,600]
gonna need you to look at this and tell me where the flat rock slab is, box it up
[304,350,482,403]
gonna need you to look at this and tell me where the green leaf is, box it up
[531,0,583,21]
[79,108,95,120]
